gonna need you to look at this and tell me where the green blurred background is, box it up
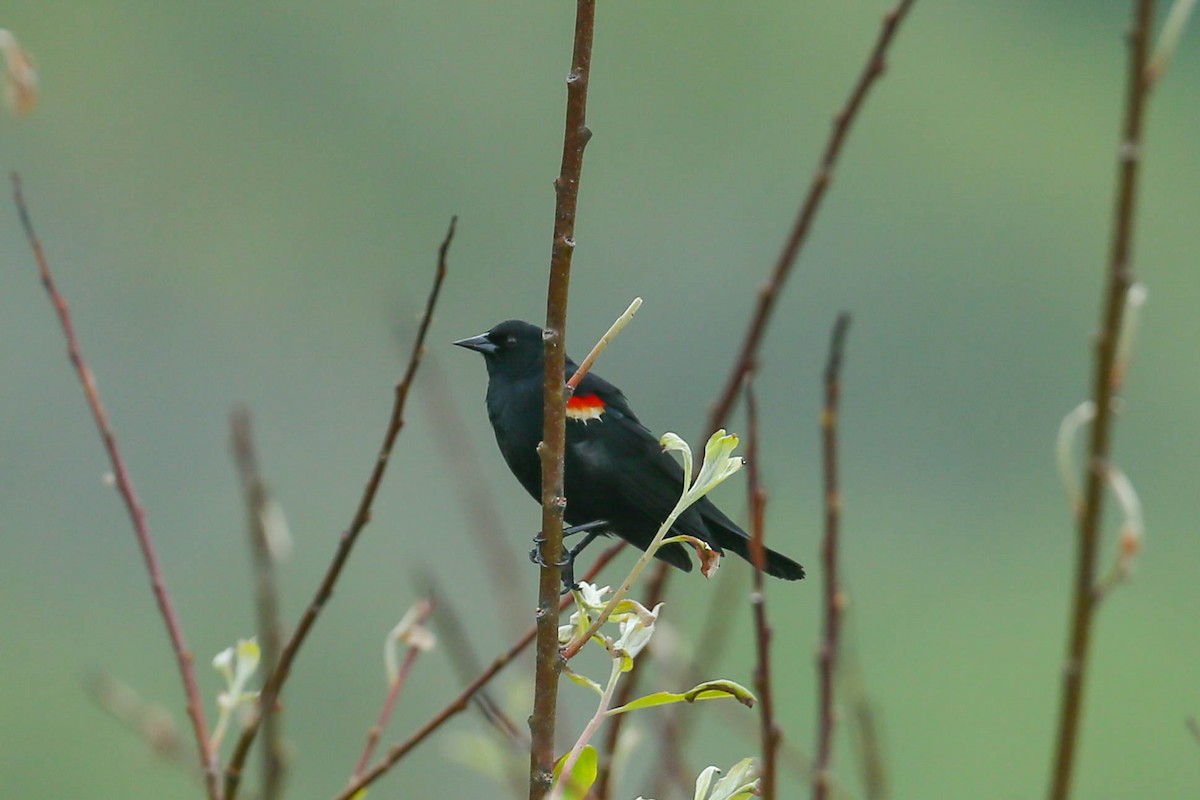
[2,1,1197,797]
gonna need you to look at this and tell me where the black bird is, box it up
[454,319,804,584]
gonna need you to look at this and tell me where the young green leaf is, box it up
[606,680,756,716]
[562,664,605,696]
[552,745,599,799]
[697,757,761,800]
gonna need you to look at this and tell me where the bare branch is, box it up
[566,297,642,392]
[645,566,748,800]
[418,361,526,623]
[1047,4,1157,799]
[419,575,528,748]
[814,313,851,800]
[705,0,917,436]
[592,553,671,799]
[87,673,198,780]
[224,216,456,800]
[12,173,220,799]
[349,597,436,784]
[335,543,625,800]
[230,409,288,800]
[531,2,599,796]
[840,640,889,800]
[745,374,780,799]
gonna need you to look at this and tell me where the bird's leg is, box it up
[529,520,608,566]
[529,520,609,591]
[558,530,604,594]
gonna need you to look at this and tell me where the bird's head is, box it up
[453,319,545,379]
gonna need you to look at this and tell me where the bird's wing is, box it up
[567,368,717,549]
[566,363,804,581]
[568,365,642,423]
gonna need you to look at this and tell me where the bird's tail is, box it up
[719,534,805,580]
[698,502,806,580]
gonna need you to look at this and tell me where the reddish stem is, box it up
[350,598,436,782]
[531,1,599,796]
[12,173,220,800]
[745,375,780,799]
[813,314,851,800]
[1047,2,1155,798]
[224,216,456,800]
[705,0,917,437]
[592,553,671,798]
[231,410,288,800]
[335,542,625,800]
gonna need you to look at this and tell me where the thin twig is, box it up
[814,313,851,800]
[349,597,436,783]
[622,8,918,793]
[417,574,530,798]
[647,566,748,800]
[745,374,780,799]
[592,552,671,799]
[87,672,198,780]
[420,582,529,800]
[704,0,917,437]
[854,695,892,800]
[335,542,625,800]
[633,6,918,787]
[632,565,678,800]
[418,575,528,747]
[224,216,457,800]
[12,173,220,800]
[230,409,288,800]
[1047,3,1155,799]
[839,628,889,800]
[550,657,623,800]
[417,361,526,624]
[775,734,816,791]
[566,297,642,392]
[0,29,38,115]
[531,2,599,797]
[658,734,697,799]
[1146,0,1198,85]
[713,698,856,800]
[848,689,888,800]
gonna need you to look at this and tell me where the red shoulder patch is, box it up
[566,393,606,422]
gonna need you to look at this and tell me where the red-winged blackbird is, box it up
[454,319,804,583]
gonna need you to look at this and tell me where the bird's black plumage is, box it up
[454,319,804,581]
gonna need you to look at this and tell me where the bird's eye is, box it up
[506,335,517,347]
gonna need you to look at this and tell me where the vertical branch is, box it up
[704,0,917,436]
[745,374,780,799]
[230,410,288,800]
[11,174,221,800]
[814,313,851,800]
[224,216,456,800]
[1047,2,1156,798]
[635,8,917,785]
[530,2,598,797]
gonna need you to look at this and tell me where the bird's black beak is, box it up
[452,332,497,355]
